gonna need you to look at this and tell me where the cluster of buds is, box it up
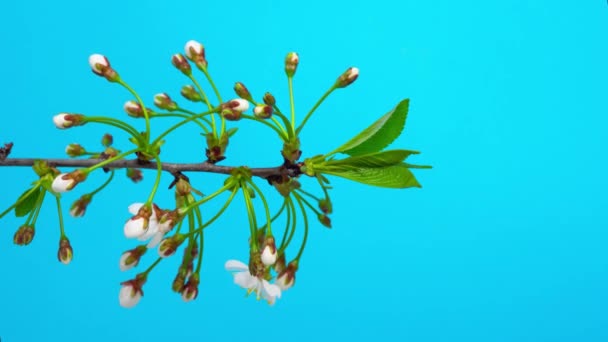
[51,170,87,193]
[89,54,120,82]
[57,237,73,265]
[53,113,86,129]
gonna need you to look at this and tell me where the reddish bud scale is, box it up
[101,133,113,147]
[263,92,276,106]
[126,168,143,183]
[13,225,35,246]
[171,53,192,75]
[233,82,253,102]
[57,237,74,264]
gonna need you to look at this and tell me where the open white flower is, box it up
[126,203,164,248]
[225,259,281,305]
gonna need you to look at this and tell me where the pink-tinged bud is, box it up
[53,113,85,129]
[335,67,359,88]
[223,98,249,112]
[88,54,120,82]
[181,273,200,302]
[318,213,332,228]
[124,100,144,118]
[180,85,202,102]
[52,170,87,193]
[184,40,208,69]
[233,82,253,102]
[284,52,299,77]
[70,194,92,217]
[13,225,35,246]
[276,260,298,291]
[119,245,147,271]
[126,168,143,183]
[65,143,85,157]
[57,237,73,265]
[171,53,191,75]
[254,105,273,119]
[154,93,178,111]
[101,133,113,147]
[158,234,186,258]
[261,236,278,266]
[263,92,276,106]
[119,276,146,308]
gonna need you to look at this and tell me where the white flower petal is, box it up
[128,203,144,215]
[52,173,74,193]
[225,259,248,272]
[261,246,277,266]
[146,231,164,248]
[119,252,134,272]
[234,271,257,289]
[118,284,141,308]
[53,114,68,129]
[138,221,159,241]
[261,279,282,301]
[124,217,147,238]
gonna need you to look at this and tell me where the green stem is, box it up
[55,195,66,238]
[295,85,336,135]
[145,156,162,205]
[295,190,322,216]
[316,174,331,199]
[281,197,298,252]
[296,188,321,202]
[272,107,295,139]
[188,75,216,136]
[151,108,218,146]
[247,180,273,236]
[0,185,40,219]
[242,183,259,251]
[278,198,292,250]
[118,80,151,144]
[84,117,141,140]
[241,114,288,141]
[293,194,309,261]
[142,257,162,276]
[196,228,204,273]
[188,188,238,235]
[181,180,235,214]
[201,68,225,134]
[88,171,115,196]
[27,188,46,226]
[153,113,211,134]
[83,148,141,174]
[288,76,296,133]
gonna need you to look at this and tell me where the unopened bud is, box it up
[13,225,35,246]
[65,143,85,157]
[261,236,278,266]
[101,133,113,147]
[181,273,200,302]
[89,54,120,82]
[70,194,92,217]
[175,178,192,197]
[318,214,332,228]
[284,52,299,77]
[318,198,333,214]
[33,160,57,177]
[53,113,85,129]
[126,168,143,183]
[154,93,178,111]
[254,105,273,119]
[158,234,186,258]
[124,100,144,118]
[220,108,242,121]
[171,53,191,75]
[52,170,87,193]
[263,92,276,106]
[119,245,147,271]
[184,40,208,70]
[233,82,253,102]
[57,237,74,265]
[180,85,202,102]
[335,67,359,88]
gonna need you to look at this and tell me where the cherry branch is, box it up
[0,157,301,180]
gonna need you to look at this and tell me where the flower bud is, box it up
[233,82,253,102]
[119,245,147,271]
[119,277,145,308]
[70,194,92,217]
[124,100,144,118]
[254,105,273,119]
[65,143,85,157]
[260,236,278,266]
[89,54,120,82]
[223,98,249,112]
[154,93,178,111]
[263,92,276,106]
[175,178,192,197]
[158,234,186,258]
[52,170,87,193]
[53,113,85,129]
[276,260,298,291]
[180,85,202,102]
[220,108,241,121]
[318,198,333,214]
[124,205,152,239]
[13,225,35,246]
[273,252,286,274]
[172,267,188,293]
[57,237,73,265]
[284,52,299,77]
[101,133,113,147]
[184,40,208,70]
[335,67,359,88]
[318,214,332,228]
[181,273,200,302]
[171,53,191,75]
[126,168,143,183]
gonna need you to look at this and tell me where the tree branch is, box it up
[0,157,302,180]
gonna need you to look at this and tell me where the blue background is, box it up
[1,1,607,341]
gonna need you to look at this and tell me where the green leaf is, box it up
[322,149,418,169]
[332,99,409,156]
[320,163,421,189]
[15,187,41,217]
